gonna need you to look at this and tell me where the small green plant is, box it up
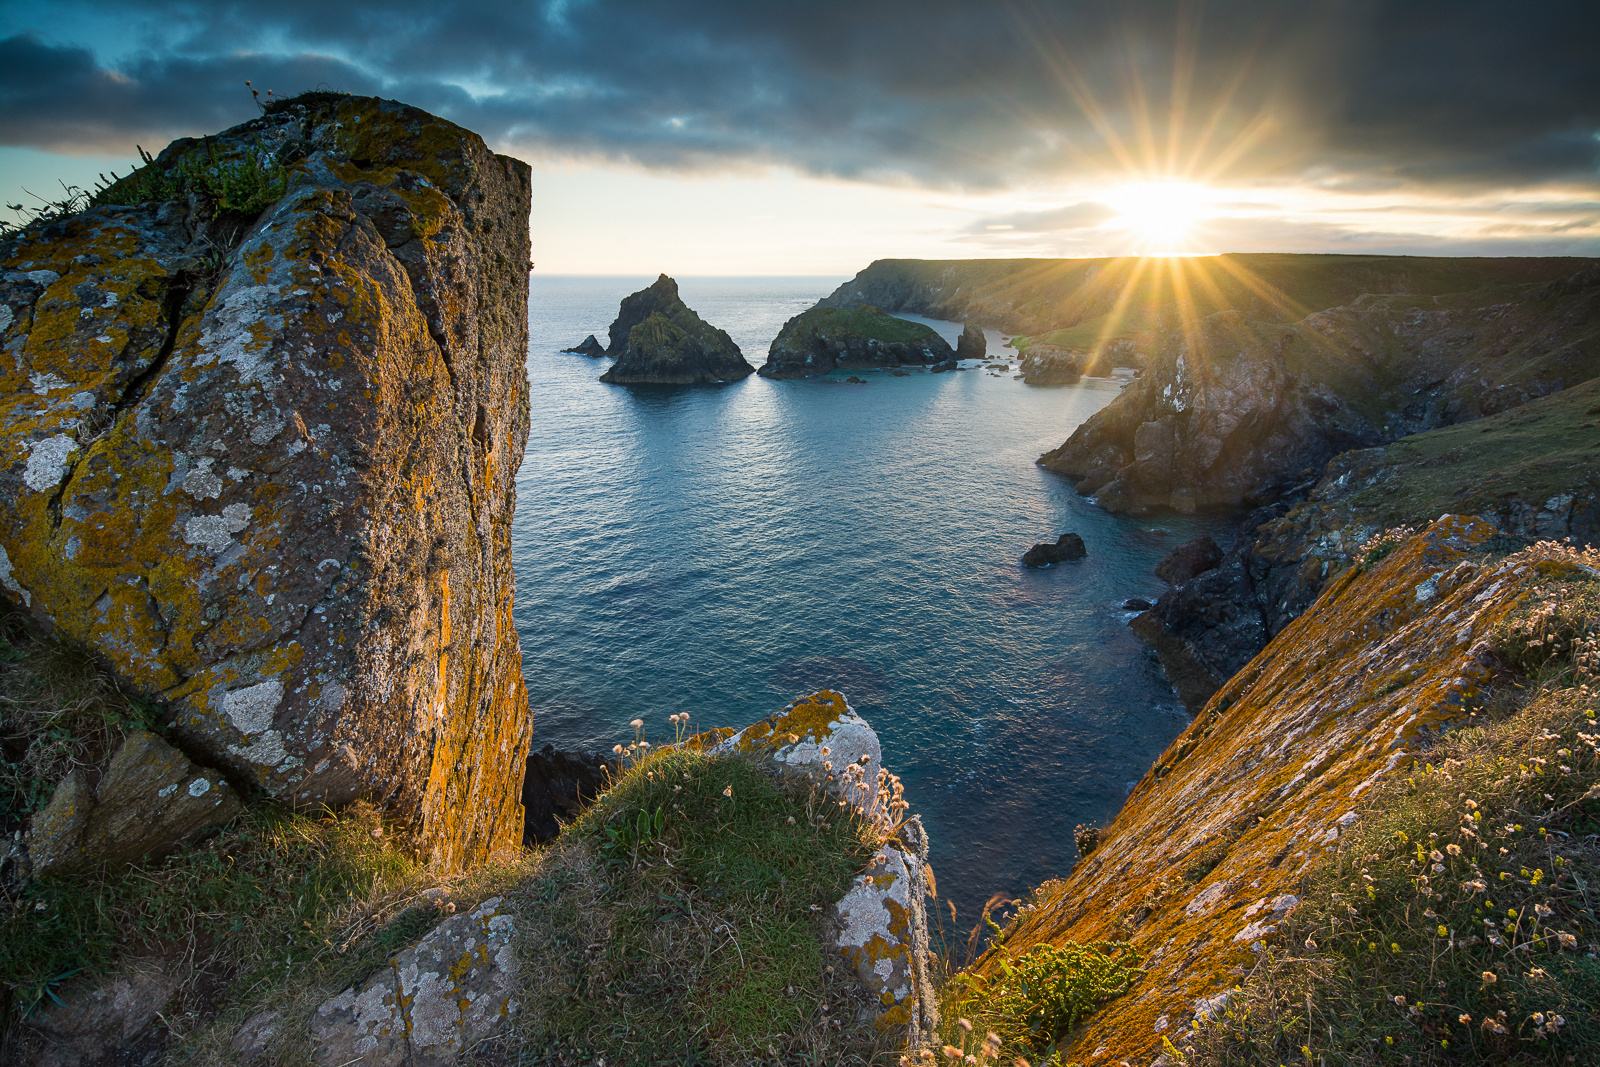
[90,137,289,218]
[598,804,664,867]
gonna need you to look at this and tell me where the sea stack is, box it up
[758,305,955,379]
[956,321,986,360]
[598,274,754,384]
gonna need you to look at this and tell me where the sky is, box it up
[2,0,1598,274]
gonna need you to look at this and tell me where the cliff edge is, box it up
[0,95,532,868]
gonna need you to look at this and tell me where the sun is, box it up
[1103,180,1214,253]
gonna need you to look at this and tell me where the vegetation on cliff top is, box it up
[774,306,942,349]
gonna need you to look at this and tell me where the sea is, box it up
[516,275,1234,924]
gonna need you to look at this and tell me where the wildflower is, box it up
[674,785,681,792]
[1558,931,1577,949]
[786,816,795,825]
[941,1047,962,1062]
[1447,844,1461,856]
[1438,925,1449,937]
[1528,967,1549,979]
[630,718,644,729]
[958,1018,973,1033]
[983,1033,1002,1057]
[820,746,831,757]
[1482,971,1498,984]
[1430,849,1444,862]
[1459,1014,1471,1024]
[722,785,733,798]
[613,744,624,755]
[1535,904,1554,920]
[1393,995,1406,1006]
[639,741,650,749]
[1482,1018,1508,1035]
[1464,799,1478,810]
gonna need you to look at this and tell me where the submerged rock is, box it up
[0,96,533,868]
[956,320,986,360]
[758,305,954,379]
[598,274,753,384]
[1022,533,1087,567]
[560,334,605,357]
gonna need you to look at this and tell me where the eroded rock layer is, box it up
[0,97,532,868]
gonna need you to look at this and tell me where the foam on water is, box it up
[517,276,1233,920]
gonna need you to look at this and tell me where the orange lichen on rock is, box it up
[0,97,533,869]
[967,515,1550,1064]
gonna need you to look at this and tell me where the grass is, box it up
[1189,542,1600,1066]
[488,745,889,1066]
[0,614,156,828]
[94,138,289,217]
[777,306,941,348]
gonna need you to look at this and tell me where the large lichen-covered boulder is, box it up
[0,97,532,867]
[598,273,752,384]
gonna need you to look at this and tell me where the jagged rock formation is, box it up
[956,321,986,360]
[1038,270,1600,514]
[1154,535,1223,585]
[520,744,610,845]
[1136,376,1600,710]
[968,516,1564,1066]
[598,274,753,384]
[0,96,533,868]
[758,306,954,379]
[560,334,605,357]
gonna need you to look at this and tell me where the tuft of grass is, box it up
[492,745,888,1066]
[0,615,156,828]
[94,138,289,217]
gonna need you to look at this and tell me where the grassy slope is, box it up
[777,306,939,348]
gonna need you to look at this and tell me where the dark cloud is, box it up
[2,1,1597,193]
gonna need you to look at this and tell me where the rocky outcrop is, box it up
[758,306,954,379]
[560,334,605,357]
[0,97,533,868]
[1021,532,1086,567]
[1017,343,1082,384]
[598,274,753,384]
[956,321,986,361]
[519,744,610,845]
[1154,535,1222,585]
[26,731,241,876]
[1135,376,1600,710]
[1039,270,1600,514]
[968,516,1565,1066]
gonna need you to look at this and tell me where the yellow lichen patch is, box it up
[966,515,1543,1065]
[735,689,849,751]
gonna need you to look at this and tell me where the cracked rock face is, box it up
[0,97,533,868]
[312,896,520,1066]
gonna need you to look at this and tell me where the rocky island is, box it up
[597,273,753,384]
[758,305,955,378]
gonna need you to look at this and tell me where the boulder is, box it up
[928,359,958,373]
[598,275,753,384]
[956,321,986,361]
[520,744,610,845]
[758,306,954,379]
[0,96,533,869]
[1022,533,1087,567]
[1154,535,1224,585]
[27,730,241,875]
[560,334,605,357]
[1122,597,1154,611]
[27,959,179,1067]
[311,896,519,1066]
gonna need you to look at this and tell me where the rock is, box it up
[1018,344,1083,385]
[758,306,954,379]
[1022,532,1087,567]
[928,359,957,373]
[1038,270,1600,515]
[891,368,910,377]
[844,375,867,384]
[28,730,242,875]
[709,690,938,1046]
[232,1010,281,1063]
[956,321,986,360]
[1155,535,1224,584]
[560,334,605,357]
[310,896,519,1066]
[520,744,610,846]
[0,97,532,869]
[598,275,753,384]
[28,959,178,1067]
[1122,597,1154,611]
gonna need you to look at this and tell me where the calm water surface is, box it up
[515,276,1231,921]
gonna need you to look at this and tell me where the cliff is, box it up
[1137,375,1600,709]
[956,517,1593,1065]
[1037,268,1600,514]
[818,255,1600,337]
[598,273,753,384]
[758,305,954,379]
[0,95,532,869]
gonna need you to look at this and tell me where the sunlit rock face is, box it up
[0,96,532,868]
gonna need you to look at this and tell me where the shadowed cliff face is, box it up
[0,97,532,869]
[968,517,1581,1066]
[1038,270,1600,515]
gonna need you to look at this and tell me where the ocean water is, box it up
[516,276,1233,923]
